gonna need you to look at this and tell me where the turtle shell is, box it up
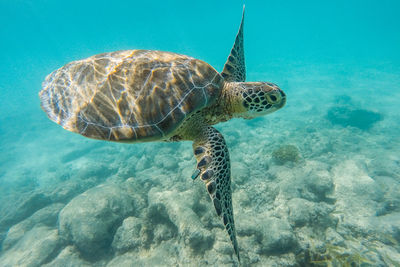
[40,50,224,142]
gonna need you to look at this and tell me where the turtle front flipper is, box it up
[192,126,240,262]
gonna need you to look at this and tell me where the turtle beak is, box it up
[277,89,286,109]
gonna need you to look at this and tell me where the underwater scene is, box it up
[0,0,399,266]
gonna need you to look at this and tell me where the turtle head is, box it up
[227,82,286,119]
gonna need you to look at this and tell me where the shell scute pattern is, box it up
[40,50,224,142]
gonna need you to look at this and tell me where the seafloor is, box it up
[0,64,399,266]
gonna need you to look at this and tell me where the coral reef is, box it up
[1,68,399,266]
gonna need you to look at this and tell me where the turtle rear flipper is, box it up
[192,126,240,262]
[221,5,245,82]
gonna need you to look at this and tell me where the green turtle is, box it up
[39,7,286,262]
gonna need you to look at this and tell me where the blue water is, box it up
[1,0,400,266]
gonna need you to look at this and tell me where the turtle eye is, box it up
[266,93,280,104]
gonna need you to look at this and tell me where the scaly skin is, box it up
[192,126,239,261]
[176,81,286,263]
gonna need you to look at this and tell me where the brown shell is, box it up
[39,50,224,142]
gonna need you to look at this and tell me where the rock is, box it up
[376,199,400,216]
[231,161,251,185]
[0,232,6,250]
[208,238,237,265]
[42,246,92,267]
[368,213,400,244]
[2,203,64,250]
[70,158,118,181]
[372,241,400,265]
[332,160,384,219]
[275,167,318,201]
[58,183,135,257]
[111,216,143,253]
[153,222,176,243]
[325,227,345,246]
[106,246,178,267]
[184,229,214,254]
[239,215,297,255]
[145,202,178,244]
[235,182,278,213]
[274,161,334,202]
[154,148,179,170]
[287,198,334,227]
[366,156,400,178]
[48,178,98,203]
[161,156,178,170]
[304,170,334,201]
[148,188,214,254]
[0,191,51,232]
[213,239,235,255]
[258,217,297,254]
[135,155,151,172]
[0,225,63,267]
[107,252,147,267]
[123,177,156,204]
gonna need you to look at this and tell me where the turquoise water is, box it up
[1,1,400,266]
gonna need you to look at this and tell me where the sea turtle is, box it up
[39,7,286,262]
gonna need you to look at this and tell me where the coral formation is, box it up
[272,144,301,165]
